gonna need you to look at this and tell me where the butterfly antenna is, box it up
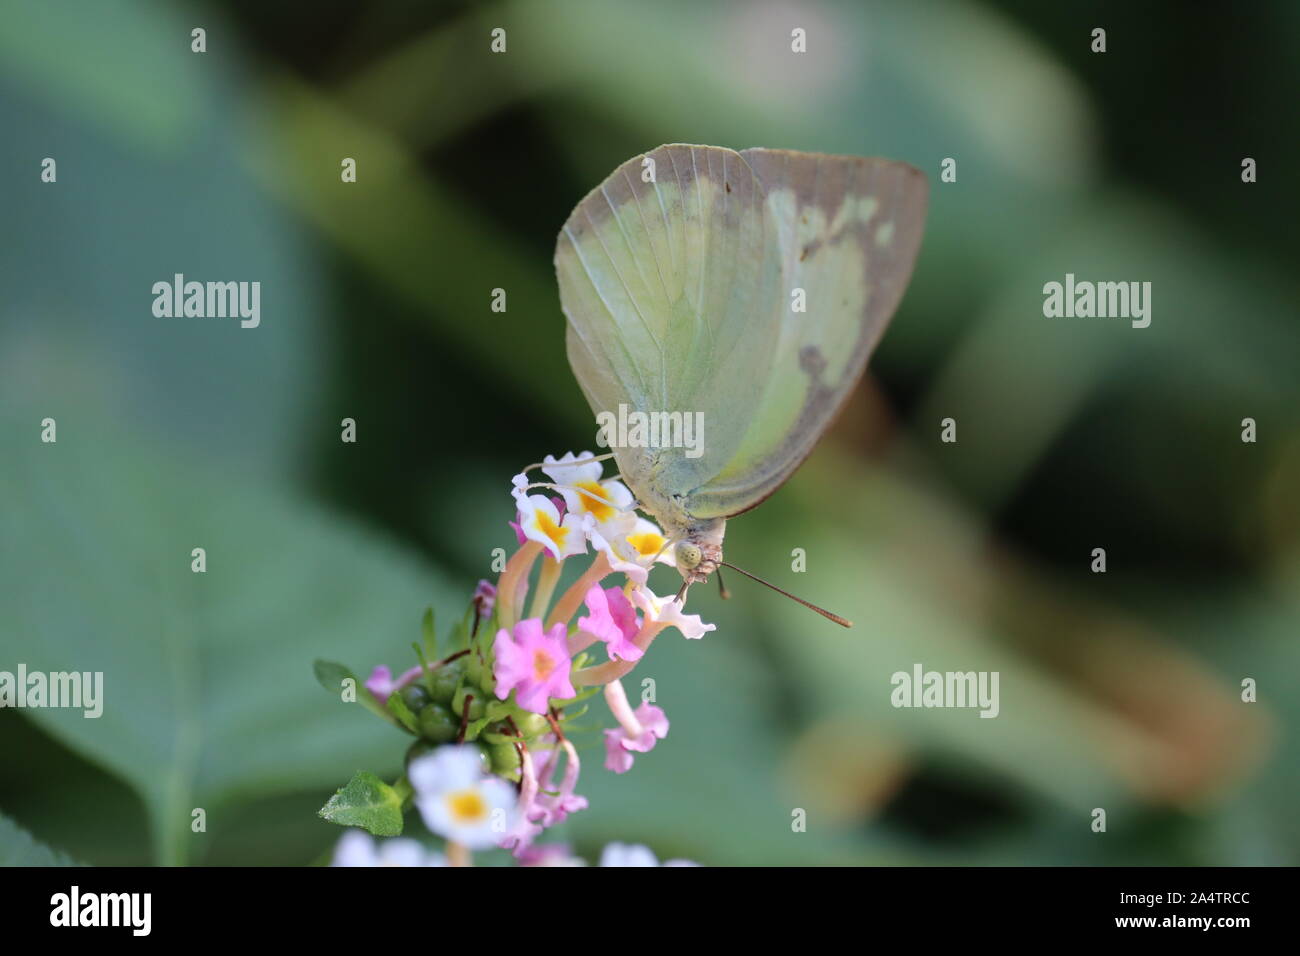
[719,562,852,628]
[716,567,731,600]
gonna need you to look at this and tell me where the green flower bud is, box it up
[475,744,494,775]
[400,682,431,712]
[487,739,522,780]
[513,712,549,738]
[417,702,458,744]
[429,659,464,704]
[452,686,486,722]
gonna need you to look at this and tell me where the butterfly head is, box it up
[666,515,852,627]
[673,519,726,585]
[675,543,703,570]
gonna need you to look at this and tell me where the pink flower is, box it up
[365,665,397,699]
[499,735,588,858]
[530,738,588,827]
[602,680,669,773]
[498,746,545,856]
[577,585,643,662]
[629,586,716,639]
[603,708,669,773]
[365,664,423,701]
[472,579,496,632]
[603,729,638,774]
[493,619,576,714]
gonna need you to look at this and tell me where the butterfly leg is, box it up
[518,452,618,473]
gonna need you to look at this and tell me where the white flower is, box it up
[589,516,676,585]
[595,515,676,574]
[539,451,635,536]
[629,586,716,640]
[599,842,698,867]
[410,745,518,850]
[513,493,587,561]
[331,830,446,867]
[539,450,602,486]
[621,517,676,567]
[519,844,589,867]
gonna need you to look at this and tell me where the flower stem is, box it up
[447,841,471,868]
[497,541,542,631]
[567,627,599,657]
[603,679,645,737]
[528,556,562,621]
[546,552,611,629]
[456,694,474,743]
[572,620,669,685]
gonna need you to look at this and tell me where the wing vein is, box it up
[562,220,653,403]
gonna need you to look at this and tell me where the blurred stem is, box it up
[497,541,542,631]
[603,679,643,736]
[567,627,599,657]
[547,552,611,629]
[447,841,471,868]
[243,76,583,424]
[573,620,669,686]
[392,775,413,810]
[528,557,562,621]
[336,9,538,151]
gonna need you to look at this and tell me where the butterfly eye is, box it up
[676,544,703,570]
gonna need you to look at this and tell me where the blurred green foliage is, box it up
[1,0,1296,865]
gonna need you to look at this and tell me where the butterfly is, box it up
[554,144,927,625]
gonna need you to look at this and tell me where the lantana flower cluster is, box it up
[316,452,711,866]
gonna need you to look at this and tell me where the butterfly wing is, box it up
[685,149,929,519]
[557,144,784,509]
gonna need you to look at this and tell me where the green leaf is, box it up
[317,772,405,837]
[313,659,354,696]
[421,608,437,660]
[0,4,330,493]
[0,413,460,864]
[411,642,435,695]
[386,691,419,735]
[314,659,399,728]
[0,812,84,866]
[450,604,474,651]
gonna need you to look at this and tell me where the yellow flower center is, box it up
[446,789,488,823]
[533,649,555,681]
[574,480,615,522]
[533,508,569,549]
[626,531,666,558]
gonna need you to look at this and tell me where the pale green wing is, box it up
[686,149,929,518]
[556,144,783,505]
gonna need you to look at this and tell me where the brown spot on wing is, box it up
[799,345,827,380]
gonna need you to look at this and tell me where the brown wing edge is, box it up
[706,149,930,518]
